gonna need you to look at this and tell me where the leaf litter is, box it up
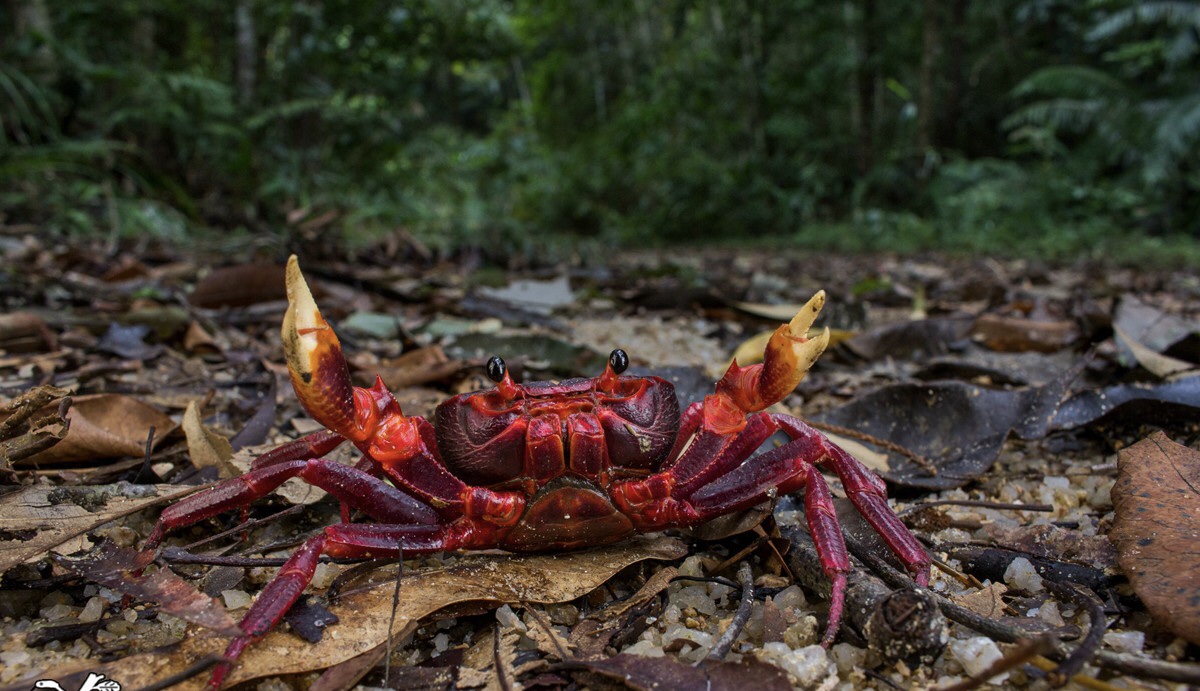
[0,239,1199,689]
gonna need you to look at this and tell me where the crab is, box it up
[145,256,930,687]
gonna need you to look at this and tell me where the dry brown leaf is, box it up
[350,345,465,391]
[19,394,176,466]
[972,313,1077,353]
[0,483,202,575]
[954,582,1010,618]
[75,536,687,691]
[61,543,241,635]
[1113,323,1198,379]
[182,400,237,478]
[182,320,220,354]
[189,263,288,308]
[0,311,56,352]
[1110,431,1200,645]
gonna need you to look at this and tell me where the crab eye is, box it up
[486,356,507,383]
[608,349,629,374]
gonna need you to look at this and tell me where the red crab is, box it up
[146,256,930,687]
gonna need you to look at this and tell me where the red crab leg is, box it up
[209,521,475,690]
[249,430,345,470]
[773,414,931,585]
[145,458,440,549]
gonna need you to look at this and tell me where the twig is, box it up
[1042,580,1107,687]
[936,637,1054,691]
[808,420,938,475]
[181,504,307,551]
[159,547,363,568]
[706,562,754,661]
[383,543,404,687]
[900,499,1055,514]
[494,622,517,691]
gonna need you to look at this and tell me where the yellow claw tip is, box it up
[281,256,323,377]
[788,290,827,338]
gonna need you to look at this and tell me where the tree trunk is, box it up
[853,0,878,177]
[941,0,968,150]
[917,0,939,153]
[235,0,257,106]
[8,0,57,79]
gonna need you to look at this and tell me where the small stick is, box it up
[1042,579,1107,686]
[707,561,754,661]
[808,420,938,475]
[901,499,1055,514]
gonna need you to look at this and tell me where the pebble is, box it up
[948,637,1007,683]
[79,596,107,623]
[222,590,253,610]
[1003,557,1044,592]
[756,643,836,690]
[1103,630,1145,654]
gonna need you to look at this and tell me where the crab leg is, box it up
[209,521,475,690]
[145,458,440,548]
[774,415,932,585]
[248,430,345,470]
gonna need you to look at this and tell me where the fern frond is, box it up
[1088,1,1200,42]
[1010,65,1129,101]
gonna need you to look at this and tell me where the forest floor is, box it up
[0,234,1198,691]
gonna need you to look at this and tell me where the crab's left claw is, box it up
[715,291,831,413]
[282,255,398,443]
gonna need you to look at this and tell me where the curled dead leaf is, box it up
[1110,431,1200,645]
[182,401,237,478]
[20,394,176,466]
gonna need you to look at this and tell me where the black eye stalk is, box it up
[608,349,629,374]
[486,356,507,383]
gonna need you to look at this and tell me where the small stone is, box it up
[496,604,526,632]
[771,585,807,614]
[1003,557,1044,592]
[948,637,1007,683]
[1103,630,1145,654]
[79,596,107,623]
[623,638,665,657]
[433,632,449,653]
[1037,600,1065,627]
[756,643,836,689]
[222,590,253,610]
[830,642,867,675]
[40,603,78,621]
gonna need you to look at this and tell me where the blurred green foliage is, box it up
[2,0,1198,262]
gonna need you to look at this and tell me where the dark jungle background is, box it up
[4,0,1200,264]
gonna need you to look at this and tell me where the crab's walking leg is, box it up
[249,430,345,470]
[209,522,474,690]
[144,459,439,549]
[774,415,931,585]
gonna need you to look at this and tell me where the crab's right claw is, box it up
[282,255,371,441]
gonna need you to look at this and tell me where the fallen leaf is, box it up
[1109,431,1200,645]
[1114,323,1197,378]
[94,323,163,360]
[59,543,240,635]
[0,483,201,575]
[0,311,56,352]
[1051,377,1200,431]
[19,395,176,466]
[561,654,793,691]
[189,263,288,308]
[972,312,1078,353]
[78,536,688,691]
[1113,295,1197,355]
[182,401,237,478]
[838,316,973,362]
[182,321,220,354]
[954,582,1010,618]
[816,374,1071,489]
[350,345,465,391]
